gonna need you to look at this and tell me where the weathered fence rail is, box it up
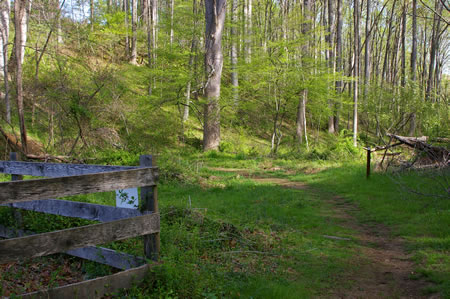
[0,153,160,298]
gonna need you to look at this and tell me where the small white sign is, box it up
[115,188,139,209]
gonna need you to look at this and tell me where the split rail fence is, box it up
[0,153,160,298]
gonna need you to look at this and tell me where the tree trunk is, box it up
[0,0,10,123]
[408,0,417,135]
[425,0,443,101]
[327,0,335,133]
[296,0,311,145]
[381,0,397,85]
[230,0,238,104]
[334,0,342,132]
[170,0,174,46]
[90,0,94,30]
[401,0,406,87]
[124,0,130,58]
[183,0,199,122]
[353,0,360,147]
[203,0,226,151]
[246,0,252,63]
[130,0,138,64]
[363,0,370,98]
[410,0,417,82]
[14,0,31,154]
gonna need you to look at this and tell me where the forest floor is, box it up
[209,167,436,298]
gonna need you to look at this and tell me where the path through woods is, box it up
[209,167,435,298]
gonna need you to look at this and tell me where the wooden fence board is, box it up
[19,263,156,299]
[66,247,145,270]
[0,225,144,270]
[0,161,137,177]
[3,199,146,222]
[0,167,158,204]
[0,213,159,264]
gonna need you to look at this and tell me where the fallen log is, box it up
[386,134,449,165]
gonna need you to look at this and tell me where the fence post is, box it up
[366,147,371,179]
[140,155,160,261]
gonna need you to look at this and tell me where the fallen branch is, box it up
[387,133,449,165]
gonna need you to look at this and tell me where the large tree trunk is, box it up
[203,0,226,151]
[0,0,10,123]
[14,0,31,154]
[130,0,138,64]
[353,0,360,147]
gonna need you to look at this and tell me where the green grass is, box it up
[1,153,448,297]
[288,163,450,297]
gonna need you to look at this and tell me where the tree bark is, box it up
[426,0,443,101]
[353,0,360,147]
[0,0,10,123]
[334,0,343,132]
[230,0,238,104]
[183,0,199,122]
[401,0,406,87]
[408,0,417,136]
[130,0,138,64]
[363,0,370,97]
[203,0,226,151]
[410,0,417,82]
[124,0,130,58]
[14,0,31,154]
[296,0,311,145]
[327,0,335,133]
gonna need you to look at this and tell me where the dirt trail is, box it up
[209,167,435,298]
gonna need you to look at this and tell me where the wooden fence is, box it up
[0,153,160,298]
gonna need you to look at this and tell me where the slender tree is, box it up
[408,0,418,135]
[14,0,32,154]
[230,0,239,104]
[0,0,10,123]
[353,0,360,147]
[130,0,138,64]
[296,0,311,146]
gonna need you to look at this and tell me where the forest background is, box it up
[0,0,448,158]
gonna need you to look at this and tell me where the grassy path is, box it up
[209,167,433,298]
